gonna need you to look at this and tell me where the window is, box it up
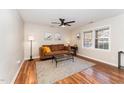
[83,31,93,48]
[95,27,110,50]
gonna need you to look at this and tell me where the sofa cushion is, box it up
[43,45,51,48]
[58,45,65,50]
[46,50,69,56]
[51,44,64,51]
[53,50,69,55]
[51,45,58,51]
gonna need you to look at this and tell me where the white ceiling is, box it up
[19,9,124,30]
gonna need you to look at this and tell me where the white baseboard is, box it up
[10,56,39,84]
[77,53,117,67]
[24,56,39,60]
[10,60,25,84]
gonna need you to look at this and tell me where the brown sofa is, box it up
[39,44,70,60]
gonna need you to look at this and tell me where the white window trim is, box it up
[94,26,111,51]
[82,30,93,49]
[82,25,111,51]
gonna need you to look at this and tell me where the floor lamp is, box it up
[28,36,34,61]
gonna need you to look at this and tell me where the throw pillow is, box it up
[42,46,51,54]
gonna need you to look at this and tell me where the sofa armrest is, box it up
[64,46,71,51]
[39,47,44,59]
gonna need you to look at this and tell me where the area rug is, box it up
[36,57,95,84]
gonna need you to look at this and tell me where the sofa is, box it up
[39,44,70,60]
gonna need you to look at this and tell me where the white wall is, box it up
[0,10,24,83]
[24,23,71,59]
[71,14,124,67]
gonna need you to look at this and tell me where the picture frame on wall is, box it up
[44,32,53,40]
[54,33,62,40]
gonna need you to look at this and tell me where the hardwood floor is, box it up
[15,60,37,84]
[15,56,124,84]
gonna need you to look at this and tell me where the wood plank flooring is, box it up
[15,60,37,84]
[15,56,124,84]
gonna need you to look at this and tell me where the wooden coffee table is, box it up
[52,53,74,67]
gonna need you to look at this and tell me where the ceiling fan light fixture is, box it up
[61,25,66,27]
[52,18,75,27]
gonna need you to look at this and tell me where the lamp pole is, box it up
[28,36,34,61]
[30,40,33,61]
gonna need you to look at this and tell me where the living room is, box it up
[1,9,124,84]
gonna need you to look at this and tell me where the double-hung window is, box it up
[83,31,93,48]
[95,27,110,50]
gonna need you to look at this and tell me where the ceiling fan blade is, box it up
[51,22,60,24]
[66,24,71,26]
[65,21,75,24]
[65,23,71,26]
[52,18,75,27]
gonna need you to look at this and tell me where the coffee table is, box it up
[52,53,74,67]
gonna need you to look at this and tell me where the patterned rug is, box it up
[36,57,95,84]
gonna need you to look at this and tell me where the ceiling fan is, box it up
[51,18,75,27]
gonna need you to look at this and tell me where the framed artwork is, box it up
[44,32,53,40]
[54,33,62,40]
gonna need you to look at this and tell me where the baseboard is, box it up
[10,60,25,84]
[77,53,117,67]
[24,56,40,60]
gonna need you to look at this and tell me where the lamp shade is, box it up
[28,36,34,41]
